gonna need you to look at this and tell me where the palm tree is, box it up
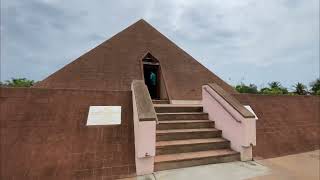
[260,81,288,94]
[293,82,308,95]
[268,81,281,89]
[310,79,320,95]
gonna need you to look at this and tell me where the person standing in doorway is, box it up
[150,71,157,98]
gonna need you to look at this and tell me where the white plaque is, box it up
[86,106,121,125]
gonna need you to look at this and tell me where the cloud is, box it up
[158,0,319,65]
[1,0,319,87]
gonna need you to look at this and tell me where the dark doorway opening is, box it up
[142,53,169,100]
[143,64,159,99]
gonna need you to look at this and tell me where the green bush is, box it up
[259,81,288,95]
[235,83,258,94]
[1,78,35,87]
[234,80,320,95]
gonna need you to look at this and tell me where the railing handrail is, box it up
[132,80,157,122]
[203,87,241,123]
[206,83,255,119]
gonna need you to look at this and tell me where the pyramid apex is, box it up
[134,18,151,26]
[126,18,157,32]
[138,18,147,22]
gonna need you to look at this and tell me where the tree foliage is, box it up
[293,82,308,95]
[310,79,320,95]
[1,78,35,87]
[259,81,288,95]
[235,83,258,94]
[234,80,320,96]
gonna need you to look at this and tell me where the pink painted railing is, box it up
[202,83,257,161]
[131,80,157,175]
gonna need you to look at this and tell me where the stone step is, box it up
[154,104,203,113]
[157,112,209,121]
[154,149,240,171]
[156,128,221,141]
[152,100,170,104]
[157,120,214,130]
[156,138,230,155]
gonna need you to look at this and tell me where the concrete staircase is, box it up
[153,103,240,171]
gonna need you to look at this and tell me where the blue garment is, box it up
[150,72,156,86]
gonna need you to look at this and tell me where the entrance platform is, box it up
[120,150,319,180]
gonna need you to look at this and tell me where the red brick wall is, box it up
[0,88,135,180]
[234,94,320,158]
[2,88,319,179]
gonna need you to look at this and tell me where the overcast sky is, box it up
[1,0,319,89]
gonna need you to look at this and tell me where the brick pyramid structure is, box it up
[35,19,236,100]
